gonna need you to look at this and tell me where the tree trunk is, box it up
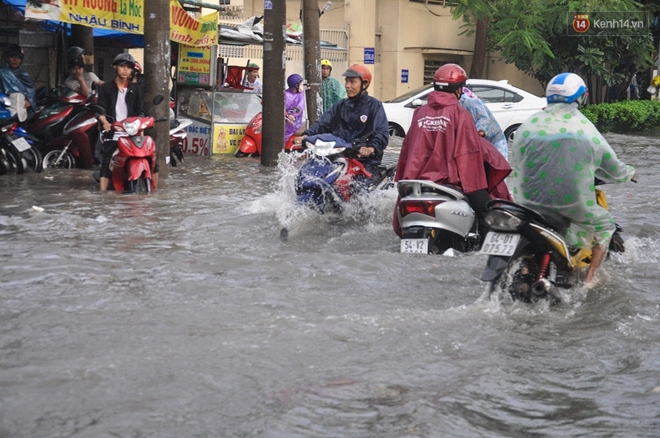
[469,17,489,79]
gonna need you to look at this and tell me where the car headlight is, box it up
[485,209,523,231]
[122,119,141,136]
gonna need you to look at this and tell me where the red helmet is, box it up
[342,64,372,89]
[133,61,142,75]
[433,63,467,92]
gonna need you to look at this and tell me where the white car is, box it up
[383,79,547,141]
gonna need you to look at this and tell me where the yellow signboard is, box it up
[213,124,246,154]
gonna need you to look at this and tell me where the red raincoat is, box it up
[393,91,511,235]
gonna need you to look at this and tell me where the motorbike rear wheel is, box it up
[0,145,25,174]
[490,254,540,303]
[43,149,75,169]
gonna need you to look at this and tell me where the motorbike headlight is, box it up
[485,209,523,231]
[122,119,141,136]
[310,140,337,156]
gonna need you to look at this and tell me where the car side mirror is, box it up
[411,98,423,108]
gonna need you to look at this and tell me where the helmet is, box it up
[433,63,467,92]
[133,60,142,75]
[66,46,85,69]
[247,62,260,70]
[546,72,588,104]
[321,59,332,69]
[342,64,372,88]
[112,53,136,68]
[4,43,23,60]
[287,73,304,89]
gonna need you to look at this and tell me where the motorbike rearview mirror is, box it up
[93,105,106,116]
[152,95,164,106]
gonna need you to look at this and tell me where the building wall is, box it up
[238,0,545,99]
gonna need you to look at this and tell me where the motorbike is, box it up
[293,133,395,212]
[234,111,297,157]
[40,94,99,169]
[0,92,43,174]
[25,87,89,152]
[169,115,191,167]
[95,95,166,193]
[479,184,626,303]
[396,180,482,255]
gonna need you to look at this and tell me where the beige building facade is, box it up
[237,0,545,99]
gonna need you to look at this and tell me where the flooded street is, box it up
[1,133,660,437]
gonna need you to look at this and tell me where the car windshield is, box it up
[385,84,432,103]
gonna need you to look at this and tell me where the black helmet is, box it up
[112,53,136,68]
[4,43,23,60]
[66,46,85,69]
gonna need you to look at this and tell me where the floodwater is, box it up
[1,133,660,437]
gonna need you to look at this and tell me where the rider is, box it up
[302,64,388,173]
[63,46,102,97]
[0,44,36,115]
[320,59,346,112]
[393,63,511,236]
[96,53,145,192]
[460,86,508,159]
[285,73,306,142]
[510,72,635,287]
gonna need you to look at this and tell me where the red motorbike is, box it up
[234,111,297,157]
[41,95,99,169]
[28,87,88,151]
[96,95,166,193]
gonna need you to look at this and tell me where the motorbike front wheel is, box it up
[129,176,151,194]
[43,149,75,169]
[22,147,43,173]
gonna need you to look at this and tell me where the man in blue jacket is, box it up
[302,64,388,173]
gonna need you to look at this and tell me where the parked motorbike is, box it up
[169,116,191,167]
[95,95,166,193]
[479,184,626,303]
[26,87,88,151]
[40,93,99,169]
[234,111,297,157]
[0,92,43,174]
[396,180,482,255]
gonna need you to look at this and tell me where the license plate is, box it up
[11,137,31,152]
[400,238,428,254]
[480,232,520,256]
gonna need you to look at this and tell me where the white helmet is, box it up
[546,73,588,104]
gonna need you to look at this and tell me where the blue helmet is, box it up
[546,73,588,104]
[287,74,303,89]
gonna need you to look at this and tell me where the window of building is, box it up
[410,0,459,6]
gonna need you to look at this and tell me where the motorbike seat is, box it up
[529,205,571,235]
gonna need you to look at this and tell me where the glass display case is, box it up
[177,88,261,155]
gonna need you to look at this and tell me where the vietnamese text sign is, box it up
[26,0,218,47]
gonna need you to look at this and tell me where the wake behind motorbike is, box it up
[94,95,166,193]
[479,185,626,303]
[396,180,481,255]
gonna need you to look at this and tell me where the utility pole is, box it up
[143,0,171,179]
[302,0,322,125]
[261,0,286,167]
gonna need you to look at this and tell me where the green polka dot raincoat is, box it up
[510,102,635,248]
